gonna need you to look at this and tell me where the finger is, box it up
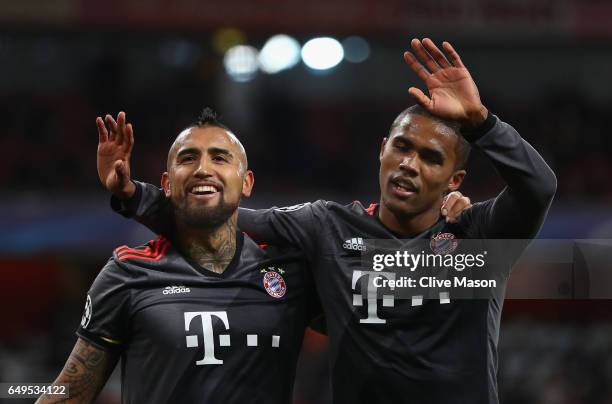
[442,41,465,68]
[408,87,433,112]
[403,51,430,83]
[96,117,108,143]
[117,111,127,145]
[125,123,134,155]
[114,160,128,184]
[441,192,460,216]
[448,196,471,223]
[410,38,441,73]
[422,38,451,68]
[105,114,119,140]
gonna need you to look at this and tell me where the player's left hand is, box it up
[96,111,135,199]
[441,191,471,223]
[404,38,488,129]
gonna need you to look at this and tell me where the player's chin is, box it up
[182,204,231,227]
[385,194,421,216]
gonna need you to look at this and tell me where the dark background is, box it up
[1,0,612,403]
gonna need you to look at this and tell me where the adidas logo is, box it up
[343,237,366,251]
[163,285,191,295]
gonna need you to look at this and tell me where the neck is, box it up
[174,212,238,274]
[378,198,442,237]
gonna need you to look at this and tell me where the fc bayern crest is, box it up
[263,271,287,298]
[430,232,459,255]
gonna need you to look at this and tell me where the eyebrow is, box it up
[176,147,200,159]
[176,146,234,160]
[208,147,234,160]
[392,135,445,162]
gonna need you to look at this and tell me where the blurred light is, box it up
[342,36,370,63]
[223,45,259,82]
[301,37,344,70]
[258,34,301,74]
[213,28,246,54]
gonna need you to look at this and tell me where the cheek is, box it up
[420,167,448,191]
[380,154,398,172]
[170,169,189,190]
[222,173,245,198]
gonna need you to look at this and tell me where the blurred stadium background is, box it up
[1,0,612,402]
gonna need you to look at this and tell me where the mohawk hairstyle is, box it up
[193,107,230,131]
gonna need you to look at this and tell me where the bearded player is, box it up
[39,111,323,403]
[104,39,555,403]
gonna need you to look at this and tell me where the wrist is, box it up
[116,180,136,200]
[462,105,488,130]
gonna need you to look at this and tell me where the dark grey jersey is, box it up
[113,114,556,404]
[76,233,319,404]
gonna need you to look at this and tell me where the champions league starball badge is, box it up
[81,294,92,328]
[263,271,287,298]
[430,232,459,255]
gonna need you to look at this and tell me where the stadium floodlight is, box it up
[342,36,370,63]
[223,45,259,82]
[301,37,344,71]
[258,34,301,74]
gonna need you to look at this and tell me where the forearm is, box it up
[470,114,556,203]
[466,114,557,237]
[111,180,171,235]
[36,338,118,404]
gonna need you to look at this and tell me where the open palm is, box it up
[404,38,486,125]
[96,112,135,196]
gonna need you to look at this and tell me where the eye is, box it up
[212,155,228,163]
[393,142,410,152]
[422,152,443,165]
[179,155,196,164]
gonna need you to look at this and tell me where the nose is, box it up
[193,157,213,178]
[399,153,419,176]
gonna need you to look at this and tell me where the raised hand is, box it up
[441,191,471,223]
[404,38,488,128]
[96,111,136,199]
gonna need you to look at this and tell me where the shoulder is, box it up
[455,199,496,238]
[325,200,378,218]
[112,235,171,264]
[242,232,304,259]
[270,200,328,213]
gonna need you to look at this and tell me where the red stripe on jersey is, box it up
[116,241,156,258]
[115,237,169,262]
[366,203,378,216]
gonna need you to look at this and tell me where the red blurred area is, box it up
[0,258,62,340]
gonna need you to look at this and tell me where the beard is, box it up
[171,197,238,230]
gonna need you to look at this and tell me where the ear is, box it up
[241,170,255,198]
[447,170,466,192]
[379,137,388,161]
[161,172,171,197]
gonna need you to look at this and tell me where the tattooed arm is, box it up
[36,338,119,404]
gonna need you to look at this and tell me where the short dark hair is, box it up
[390,104,471,170]
[192,107,230,131]
[167,107,248,172]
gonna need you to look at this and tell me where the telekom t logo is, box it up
[352,270,396,324]
[184,311,230,365]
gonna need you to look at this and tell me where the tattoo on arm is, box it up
[36,338,119,404]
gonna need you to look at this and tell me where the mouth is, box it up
[390,177,419,197]
[187,182,222,200]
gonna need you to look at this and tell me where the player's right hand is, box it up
[441,191,471,223]
[96,111,136,199]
